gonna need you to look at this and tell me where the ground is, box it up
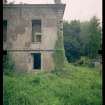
[3,64,102,105]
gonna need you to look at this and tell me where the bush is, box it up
[3,53,14,75]
[74,56,92,66]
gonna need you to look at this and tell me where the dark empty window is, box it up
[3,20,7,42]
[33,53,41,69]
[32,20,41,42]
[3,50,7,55]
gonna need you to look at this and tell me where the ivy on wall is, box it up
[53,20,67,69]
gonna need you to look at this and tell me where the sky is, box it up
[7,0,102,24]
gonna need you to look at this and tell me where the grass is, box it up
[3,64,102,105]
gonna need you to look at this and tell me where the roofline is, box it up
[3,4,66,8]
[3,4,66,15]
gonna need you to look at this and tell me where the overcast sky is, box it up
[7,0,102,24]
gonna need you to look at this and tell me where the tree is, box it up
[63,16,102,63]
[63,20,81,62]
[80,16,102,58]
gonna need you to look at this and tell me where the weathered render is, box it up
[3,3,66,72]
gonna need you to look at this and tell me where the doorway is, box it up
[33,53,41,69]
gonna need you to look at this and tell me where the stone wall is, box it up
[3,4,65,71]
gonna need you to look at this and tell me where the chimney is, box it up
[54,0,61,4]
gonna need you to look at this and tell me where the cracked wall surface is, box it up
[3,4,65,71]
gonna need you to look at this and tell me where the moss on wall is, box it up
[53,26,67,69]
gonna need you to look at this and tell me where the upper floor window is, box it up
[3,20,7,42]
[32,20,41,42]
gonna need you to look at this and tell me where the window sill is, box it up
[31,42,41,44]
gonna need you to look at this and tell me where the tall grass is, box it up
[3,64,102,105]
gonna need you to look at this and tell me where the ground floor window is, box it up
[33,53,41,69]
[3,20,7,42]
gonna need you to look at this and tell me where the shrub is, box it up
[3,53,14,75]
[74,56,92,67]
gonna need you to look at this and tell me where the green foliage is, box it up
[63,16,102,62]
[64,20,81,62]
[3,53,14,75]
[53,26,66,69]
[74,56,90,66]
[80,16,102,58]
[3,64,102,105]
[75,57,90,67]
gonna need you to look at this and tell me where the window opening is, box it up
[3,20,7,42]
[32,20,41,42]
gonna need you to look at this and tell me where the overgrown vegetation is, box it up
[3,52,14,75]
[63,16,102,63]
[53,21,67,69]
[3,64,102,105]
[3,16,102,105]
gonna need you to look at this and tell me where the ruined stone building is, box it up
[3,0,66,72]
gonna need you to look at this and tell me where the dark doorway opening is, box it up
[33,53,41,69]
